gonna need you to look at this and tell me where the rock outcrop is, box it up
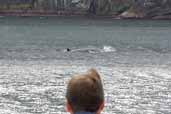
[0,0,171,19]
[32,0,171,18]
[120,0,171,19]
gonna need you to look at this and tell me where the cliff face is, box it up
[30,0,171,18]
[81,0,171,18]
[93,0,171,18]
[30,0,135,15]
[0,0,171,18]
[121,0,171,19]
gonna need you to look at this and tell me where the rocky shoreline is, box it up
[0,0,171,20]
[0,10,171,20]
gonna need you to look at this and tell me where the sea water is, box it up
[0,17,171,114]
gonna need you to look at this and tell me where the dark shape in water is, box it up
[66,48,71,52]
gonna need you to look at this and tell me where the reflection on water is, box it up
[0,62,170,114]
[0,17,171,114]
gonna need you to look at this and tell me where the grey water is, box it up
[0,17,171,114]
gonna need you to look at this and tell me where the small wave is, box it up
[102,46,116,52]
[0,109,20,114]
[72,48,99,53]
[63,46,116,53]
[69,46,100,53]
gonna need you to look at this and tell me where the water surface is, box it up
[0,17,171,114]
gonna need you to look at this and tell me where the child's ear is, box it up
[66,101,73,113]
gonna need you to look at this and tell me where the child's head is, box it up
[66,69,104,114]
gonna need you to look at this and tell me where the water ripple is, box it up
[0,63,171,114]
